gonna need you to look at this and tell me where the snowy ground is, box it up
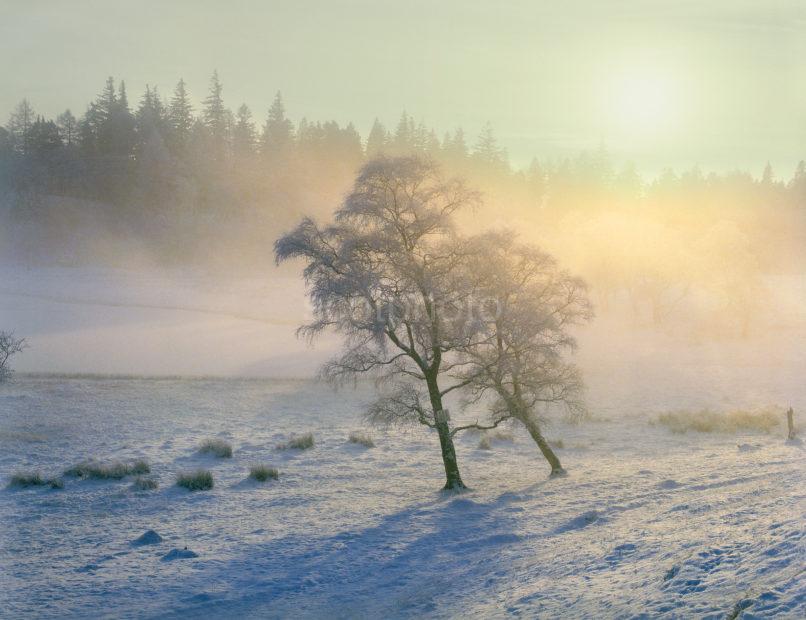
[1,376,803,619]
[1,266,804,617]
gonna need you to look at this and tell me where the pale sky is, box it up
[2,0,804,175]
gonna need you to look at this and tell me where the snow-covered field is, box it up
[1,376,803,619]
[1,266,804,617]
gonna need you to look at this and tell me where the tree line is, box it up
[1,72,803,335]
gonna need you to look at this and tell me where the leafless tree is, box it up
[276,156,495,490]
[456,232,593,476]
[0,331,26,382]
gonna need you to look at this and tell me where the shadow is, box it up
[158,489,530,618]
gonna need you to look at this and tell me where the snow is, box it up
[1,266,804,617]
[1,376,803,618]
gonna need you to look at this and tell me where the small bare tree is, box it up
[457,232,593,476]
[276,156,488,490]
[0,331,26,382]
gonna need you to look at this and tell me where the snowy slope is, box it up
[1,376,803,619]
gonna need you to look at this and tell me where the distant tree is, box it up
[202,70,229,162]
[275,156,482,490]
[365,118,388,158]
[56,110,78,147]
[0,331,26,382]
[27,116,62,157]
[442,128,468,163]
[458,232,593,476]
[762,161,774,185]
[168,78,194,154]
[0,127,11,157]
[233,103,257,159]
[7,99,35,155]
[473,122,508,173]
[391,111,415,154]
[84,77,136,158]
[261,91,294,158]
[135,85,169,160]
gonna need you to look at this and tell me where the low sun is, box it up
[605,69,680,137]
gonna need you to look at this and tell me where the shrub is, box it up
[249,465,279,482]
[131,476,159,491]
[478,436,492,450]
[7,471,63,489]
[0,331,26,383]
[277,433,314,450]
[176,469,213,491]
[654,408,782,434]
[549,438,565,449]
[64,458,151,480]
[348,431,375,448]
[198,438,233,458]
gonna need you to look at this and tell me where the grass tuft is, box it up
[249,465,279,482]
[64,459,150,480]
[131,476,159,491]
[348,430,375,448]
[549,438,565,449]
[7,471,63,489]
[198,438,233,458]
[654,408,782,434]
[478,429,514,450]
[277,433,314,450]
[176,469,213,491]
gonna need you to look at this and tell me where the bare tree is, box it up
[457,232,593,476]
[0,331,26,382]
[276,156,489,490]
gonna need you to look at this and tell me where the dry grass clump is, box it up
[653,408,782,434]
[198,438,233,458]
[478,429,515,450]
[249,465,279,482]
[176,469,213,491]
[277,433,314,450]
[131,476,159,491]
[7,471,63,489]
[549,438,565,449]
[64,458,150,480]
[348,431,375,448]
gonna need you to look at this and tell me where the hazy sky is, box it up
[2,0,804,175]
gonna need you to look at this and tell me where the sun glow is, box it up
[604,68,683,139]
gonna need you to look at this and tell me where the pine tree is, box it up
[473,122,508,173]
[233,103,256,159]
[261,91,293,158]
[135,85,170,160]
[202,70,229,162]
[442,128,468,163]
[365,119,387,158]
[168,78,194,155]
[27,116,62,157]
[392,111,414,154]
[762,161,774,185]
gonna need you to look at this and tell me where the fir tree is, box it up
[168,78,194,154]
[261,91,293,157]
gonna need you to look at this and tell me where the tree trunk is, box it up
[426,373,466,490]
[524,414,565,476]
